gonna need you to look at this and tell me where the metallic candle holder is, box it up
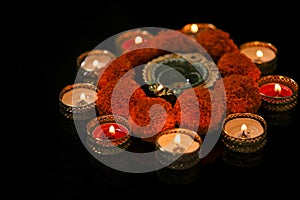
[239,41,278,75]
[155,128,202,170]
[59,83,98,121]
[258,75,299,112]
[86,114,131,155]
[76,49,116,85]
[221,113,267,153]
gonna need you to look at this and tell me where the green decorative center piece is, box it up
[143,53,219,95]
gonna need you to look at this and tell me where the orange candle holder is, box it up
[239,41,278,75]
[258,75,299,112]
[86,114,131,155]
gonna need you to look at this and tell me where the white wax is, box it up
[240,46,276,63]
[61,87,97,107]
[224,118,264,139]
[80,51,115,71]
[157,133,200,154]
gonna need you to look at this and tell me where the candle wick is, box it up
[238,130,251,139]
[173,143,185,153]
[76,99,88,106]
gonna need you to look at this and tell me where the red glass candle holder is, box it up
[258,75,299,112]
[86,114,131,155]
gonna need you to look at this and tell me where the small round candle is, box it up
[259,82,293,97]
[239,41,278,75]
[61,87,97,107]
[157,133,200,154]
[240,46,276,63]
[92,123,129,140]
[258,75,299,112]
[223,118,264,139]
[221,113,267,153]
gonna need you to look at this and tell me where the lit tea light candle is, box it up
[181,23,217,39]
[59,83,98,120]
[77,49,116,72]
[258,75,299,112]
[259,82,293,97]
[76,49,116,85]
[86,115,131,155]
[155,128,202,170]
[92,123,129,140]
[221,113,267,153]
[115,29,154,53]
[239,41,278,75]
[157,133,200,154]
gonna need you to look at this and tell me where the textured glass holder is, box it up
[86,115,131,155]
[155,128,202,170]
[59,83,98,121]
[239,41,278,75]
[258,75,298,112]
[221,113,267,153]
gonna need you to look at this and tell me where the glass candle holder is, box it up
[155,128,202,170]
[221,113,267,153]
[115,28,154,53]
[76,49,116,85]
[239,41,278,75]
[59,83,98,121]
[181,23,217,39]
[258,75,299,112]
[86,114,131,155]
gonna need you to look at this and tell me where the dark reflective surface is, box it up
[6,7,299,198]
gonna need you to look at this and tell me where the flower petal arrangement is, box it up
[94,26,263,143]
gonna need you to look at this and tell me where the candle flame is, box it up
[275,83,281,93]
[134,36,143,44]
[92,59,100,67]
[191,24,198,33]
[256,50,263,58]
[174,134,181,145]
[109,125,115,134]
[241,124,247,132]
[80,92,86,100]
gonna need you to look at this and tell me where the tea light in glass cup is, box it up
[221,113,267,153]
[258,75,299,112]
[239,41,278,75]
[155,128,202,170]
[59,83,98,121]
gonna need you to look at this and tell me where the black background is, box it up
[6,3,300,198]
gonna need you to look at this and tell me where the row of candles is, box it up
[59,23,299,170]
